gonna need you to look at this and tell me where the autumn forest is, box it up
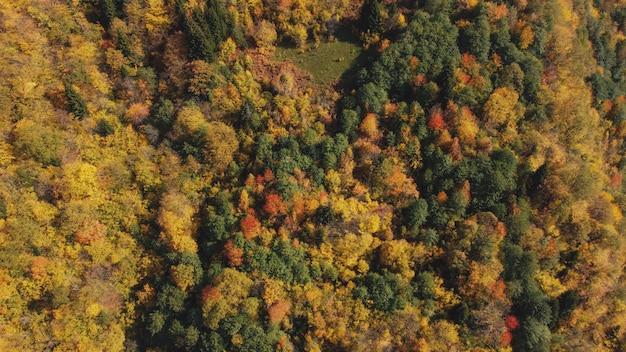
[0,0,626,350]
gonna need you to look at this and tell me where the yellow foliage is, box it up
[62,162,99,200]
[289,24,309,48]
[202,121,239,173]
[433,275,460,309]
[172,105,209,139]
[171,264,197,291]
[483,87,524,129]
[203,269,254,328]
[360,113,379,138]
[397,13,406,27]
[457,108,479,144]
[255,20,278,49]
[144,0,170,33]
[426,320,461,350]
[378,239,419,280]
[218,37,238,62]
[333,232,374,272]
[238,189,250,211]
[535,270,567,298]
[325,169,342,194]
[359,214,380,234]
[157,191,198,253]
[519,25,534,50]
[0,141,14,166]
[86,303,102,317]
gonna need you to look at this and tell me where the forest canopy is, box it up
[0,0,626,351]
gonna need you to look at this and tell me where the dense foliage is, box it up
[1,0,626,351]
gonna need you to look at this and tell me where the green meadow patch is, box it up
[273,33,362,85]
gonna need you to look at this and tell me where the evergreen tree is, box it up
[65,84,88,119]
[359,0,384,34]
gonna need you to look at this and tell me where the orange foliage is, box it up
[490,4,509,20]
[264,169,275,183]
[75,219,107,244]
[277,0,292,11]
[610,172,622,189]
[437,191,448,204]
[264,193,286,217]
[201,285,221,304]
[409,56,419,70]
[492,53,502,67]
[602,100,613,114]
[224,239,244,266]
[383,102,398,117]
[495,221,507,240]
[490,279,507,300]
[428,109,445,131]
[449,137,462,161]
[125,102,150,125]
[30,256,49,281]
[544,239,558,258]
[459,71,472,85]
[268,299,291,324]
[276,336,290,350]
[378,39,391,52]
[414,74,428,86]
[241,214,261,239]
[500,330,513,347]
[386,165,420,198]
[461,52,476,68]
[319,191,329,205]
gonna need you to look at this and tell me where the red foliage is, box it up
[224,239,244,266]
[256,169,274,187]
[240,214,261,239]
[100,39,115,49]
[500,330,513,347]
[505,315,519,330]
[428,112,445,131]
[264,193,285,217]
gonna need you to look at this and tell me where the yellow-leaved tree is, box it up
[157,190,198,253]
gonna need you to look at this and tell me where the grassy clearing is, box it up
[273,32,363,85]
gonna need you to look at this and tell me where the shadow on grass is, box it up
[273,26,365,86]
